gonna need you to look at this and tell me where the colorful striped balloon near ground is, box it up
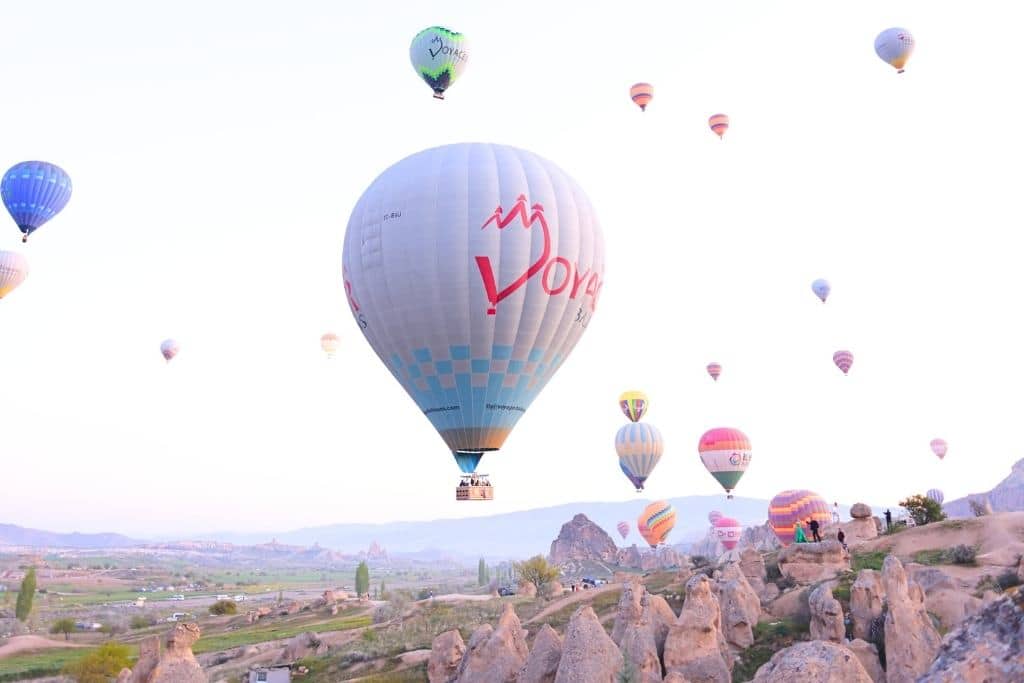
[833,350,854,375]
[698,427,752,498]
[619,390,649,422]
[616,422,665,492]
[630,83,654,111]
[706,363,722,381]
[638,500,676,547]
[617,521,629,540]
[926,489,944,505]
[714,516,743,551]
[930,438,948,460]
[709,114,730,139]
[768,490,832,546]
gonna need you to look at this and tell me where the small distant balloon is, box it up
[709,114,730,139]
[619,390,649,422]
[930,438,948,460]
[617,521,630,540]
[811,279,831,303]
[926,488,944,505]
[0,251,29,299]
[320,332,340,359]
[708,510,723,525]
[410,26,469,99]
[714,516,743,551]
[706,363,722,382]
[875,28,915,73]
[638,500,676,548]
[2,161,73,243]
[160,339,180,363]
[630,83,654,111]
[833,350,854,375]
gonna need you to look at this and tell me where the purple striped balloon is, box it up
[833,350,854,375]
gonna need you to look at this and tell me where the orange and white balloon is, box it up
[320,332,341,359]
[630,83,654,111]
[709,113,729,139]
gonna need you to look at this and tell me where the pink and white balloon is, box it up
[833,350,854,375]
[160,338,180,363]
[930,439,948,460]
[714,516,743,551]
[706,363,722,382]
[708,510,723,525]
[617,521,629,540]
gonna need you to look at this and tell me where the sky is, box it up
[1,0,1022,538]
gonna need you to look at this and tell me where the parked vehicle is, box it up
[497,586,516,596]
[233,594,245,602]
[216,594,229,601]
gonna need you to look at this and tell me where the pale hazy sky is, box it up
[2,1,1022,537]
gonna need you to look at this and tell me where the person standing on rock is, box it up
[884,509,892,532]
[808,517,821,543]
[794,520,807,543]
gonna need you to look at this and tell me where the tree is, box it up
[379,580,387,600]
[478,558,487,586]
[209,599,238,615]
[130,615,153,629]
[355,561,370,598]
[50,618,76,641]
[899,494,947,526]
[63,642,132,683]
[15,567,36,621]
[513,555,560,593]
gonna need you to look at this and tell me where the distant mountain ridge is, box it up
[0,523,141,549]
[944,458,1024,517]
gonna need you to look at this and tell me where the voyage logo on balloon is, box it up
[476,195,603,320]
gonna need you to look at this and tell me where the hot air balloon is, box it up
[616,422,664,492]
[638,501,675,547]
[926,488,944,505]
[160,339,179,363]
[410,26,469,99]
[619,390,649,422]
[811,279,831,303]
[706,363,722,382]
[2,161,73,243]
[617,521,630,540]
[342,143,605,493]
[714,516,743,551]
[0,251,29,299]
[709,114,729,139]
[768,490,832,546]
[320,332,340,359]
[630,83,653,111]
[833,350,854,375]
[875,28,915,73]
[930,438,947,460]
[698,427,752,499]
[708,510,723,525]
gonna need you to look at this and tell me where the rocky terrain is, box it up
[945,457,1024,517]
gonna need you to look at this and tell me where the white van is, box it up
[216,594,229,601]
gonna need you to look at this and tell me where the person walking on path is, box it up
[884,509,892,532]
[794,521,807,543]
[809,517,822,543]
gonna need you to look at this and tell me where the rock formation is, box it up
[737,547,767,597]
[850,569,884,641]
[611,581,644,645]
[843,639,884,683]
[554,606,624,683]
[849,503,872,518]
[823,503,878,545]
[881,555,941,683]
[664,574,731,683]
[124,623,205,683]
[644,592,678,658]
[715,563,761,649]
[739,521,781,552]
[906,564,983,630]
[619,611,663,683]
[428,629,466,683]
[549,514,618,565]
[751,640,872,682]
[457,603,529,683]
[279,631,322,662]
[777,540,848,584]
[808,582,845,642]
[922,587,1024,682]
[516,623,562,683]
[944,456,1024,516]
[617,545,644,569]
[517,580,538,599]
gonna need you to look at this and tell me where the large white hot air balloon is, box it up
[0,250,29,299]
[342,143,605,489]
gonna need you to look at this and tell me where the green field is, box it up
[0,645,140,682]
[192,614,372,654]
